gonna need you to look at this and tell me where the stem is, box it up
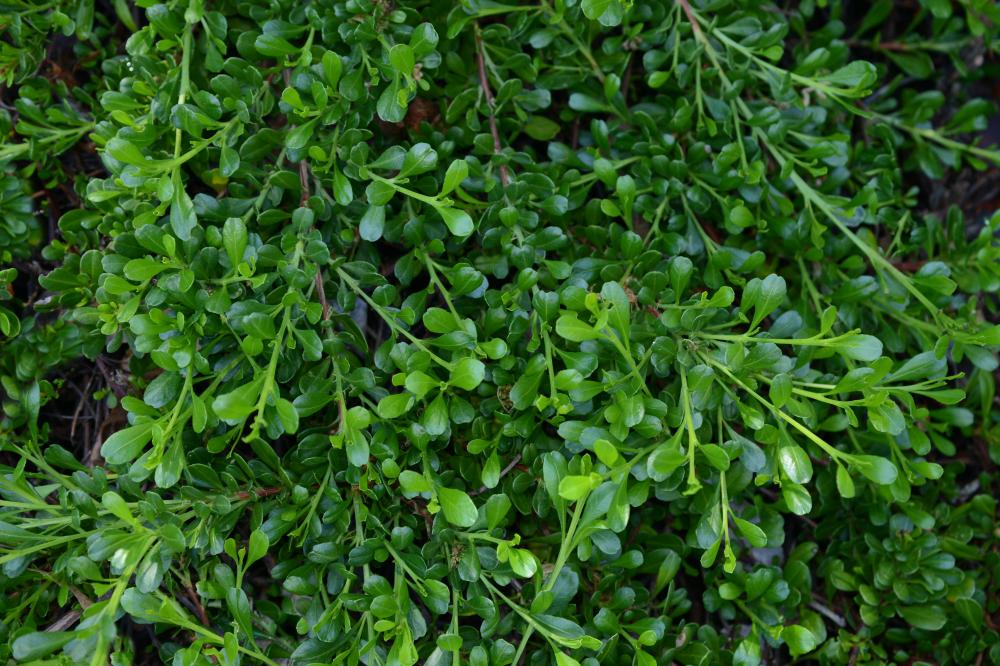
[542,491,586,593]
[423,251,463,326]
[541,322,559,399]
[174,24,194,161]
[541,0,605,83]
[0,124,95,162]
[474,23,511,187]
[337,267,454,370]
[90,537,155,666]
[703,354,849,463]
[692,329,858,346]
[676,2,950,326]
[680,366,701,494]
[368,172,441,207]
[247,303,292,442]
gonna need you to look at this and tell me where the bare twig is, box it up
[314,273,331,322]
[677,0,702,38]
[70,374,95,439]
[474,25,511,187]
[44,610,80,632]
[809,597,846,627]
[232,486,284,501]
[470,453,522,495]
[184,580,210,627]
[299,159,311,206]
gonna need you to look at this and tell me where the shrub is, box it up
[1,1,998,665]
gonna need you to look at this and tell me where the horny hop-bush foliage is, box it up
[1,0,999,665]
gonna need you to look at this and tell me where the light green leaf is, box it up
[782,625,818,656]
[899,605,947,631]
[555,314,601,342]
[854,455,898,485]
[838,334,883,362]
[212,378,264,423]
[437,486,478,527]
[438,207,474,237]
[101,421,156,465]
[450,357,485,391]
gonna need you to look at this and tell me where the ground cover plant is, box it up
[0,0,999,664]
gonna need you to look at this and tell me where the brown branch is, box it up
[284,67,314,208]
[45,610,80,632]
[621,53,634,104]
[891,259,928,272]
[677,0,702,39]
[70,374,95,439]
[474,26,510,187]
[232,486,284,501]
[184,580,210,627]
[314,273,331,322]
[298,159,311,206]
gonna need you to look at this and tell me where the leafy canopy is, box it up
[0,0,998,665]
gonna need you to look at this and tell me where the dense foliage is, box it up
[1,0,999,664]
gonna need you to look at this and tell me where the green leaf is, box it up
[437,486,478,527]
[580,0,626,26]
[377,79,407,123]
[255,34,298,57]
[322,50,343,87]
[102,491,135,524]
[401,142,438,177]
[821,61,878,95]
[524,115,561,140]
[733,517,767,548]
[899,605,947,631]
[593,438,619,467]
[508,548,537,578]
[554,651,581,666]
[220,146,240,177]
[700,444,730,471]
[405,370,438,399]
[222,216,248,269]
[838,334,883,362]
[101,421,155,465]
[778,445,813,484]
[378,392,414,419]
[399,470,431,494]
[389,44,415,75]
[106,137,147,166]
[568,92,611,113]
[123,258,166,282]
[769,373,793,408]
[247,529,269,566]
[212,378,264,423]
[558,474,598,501]
[438,207,474,237]
[12,632,76,661]
[782,484,812,515]
[170,187,197,240]
[275,397,299,434]
[854,455,898,485]
[410,23,439,56]
[450,357,485,391]
[647,441,685,481]
[743,274,786,329]
[782,625,818,656]
[441,159,469,196]
[729,204,755,228]
[359,205,386,242]
[954,597,983,632]
[555,314,601,342]
[835,465,856,498]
